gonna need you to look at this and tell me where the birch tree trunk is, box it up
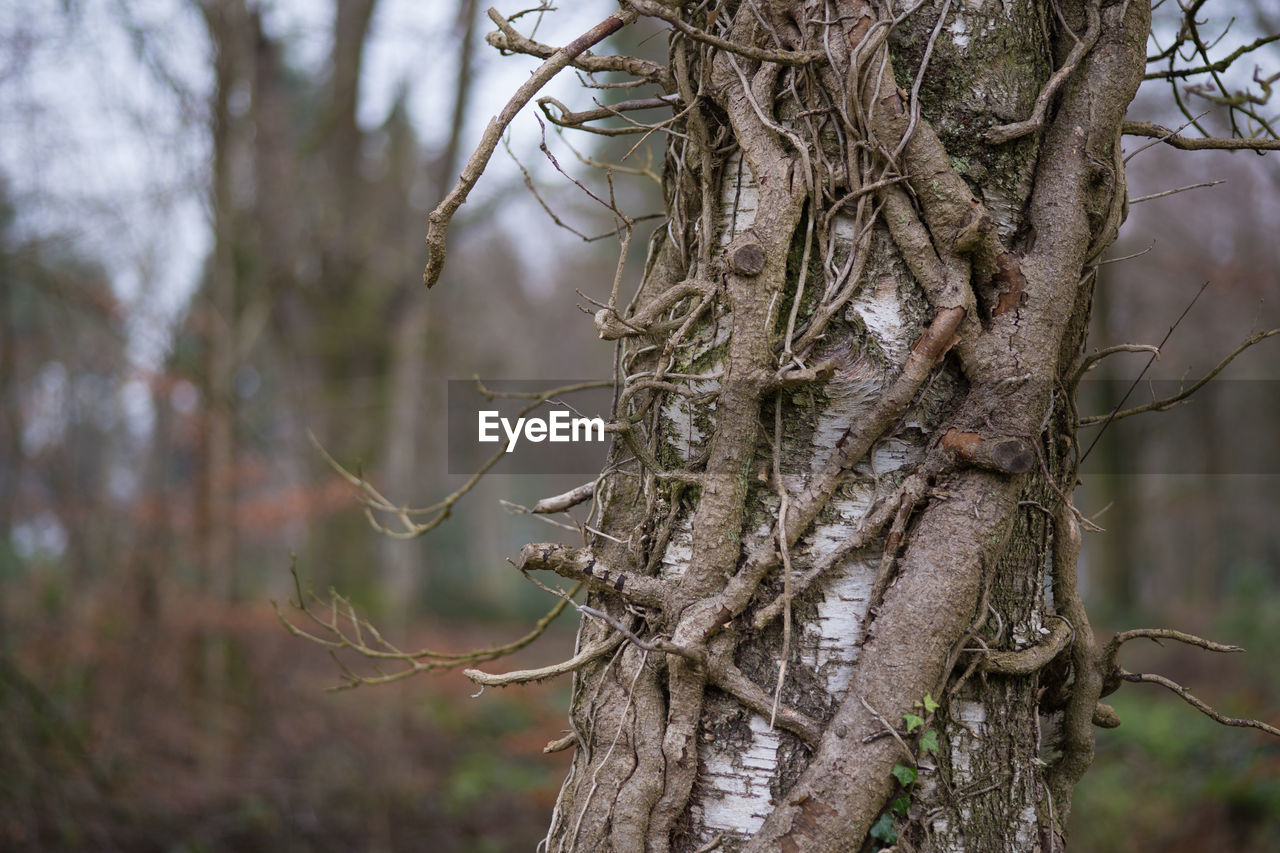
[500,0,1150,850]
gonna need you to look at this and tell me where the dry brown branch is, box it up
[1122,120,1280,151]
[940,429,1035,475]
[537,93,681,129]
[423,7,640,288]
[1144,33,1280,80]
[627,0,825,66]
[1115,672,1280,737]
[274,560,578,688]
[517,543,667,608]
[311,380,611,538]
[531,481,597,514]
[1101,628,1279,737]
[503,136,654,241]
[1099,243,1155,264]
[1073,343,1160,383]
[1078,328,1280,427]
[486,8,673,89]
[1129,179,1224,204]
[464,632,625,687]
[1076,281,1211,461]
[1151,0,1278,139]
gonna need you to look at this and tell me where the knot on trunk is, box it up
[941,429,1034,475]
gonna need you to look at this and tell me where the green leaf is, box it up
[892,794,911,815]
[903,712,925,733]
[923,693,940,713]
[891,763,918,786]
[920,729,940,754]
[869,812,899,844]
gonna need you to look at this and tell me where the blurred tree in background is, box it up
[0,1,1276,850]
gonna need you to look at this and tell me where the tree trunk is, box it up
[515,1,1149,850]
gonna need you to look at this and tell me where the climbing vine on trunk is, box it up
[284,1,1280,851]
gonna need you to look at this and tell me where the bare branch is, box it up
[1130,179,1224,204]
[538,94,681,129]
[274,560,577,688]
[517,543,667,608]
[1073,344,1160,384]
[544,732,579,754]
[1122,121,1280,151]
[1098,627,1278,735]
[423,7,640,288]
[531,481,596,514]
[1077,281,1211,461]
[311,380,612,539]
[1104,627,1243,661]
[627,0,825,66]
[464,632,625,687]
[1119,672,1280,737]
[1079,328,1280,427]
[1144,33,1280,80]
[486,9,673,89]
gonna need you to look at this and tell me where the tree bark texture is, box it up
[534,1,1149,850]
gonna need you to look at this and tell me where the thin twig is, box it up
[1078,282,1210,463]
[424,8,639,288]
[1119,672,1280,737]
[1121,120,1280,151]
[627,0,825,66]
[1129,179,1224,204]
[274,560,579,688]
[1079,328,1279,427]
[464,632,625,687]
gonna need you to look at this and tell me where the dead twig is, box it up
[1078,328,1280,428]
[1120,124,1280,152]
[274,559,578,688]
[1129,179,1224,204]
[1101,628,1279,737]
[1077,281,1210,463]
[424,7,639,288]
[1115,672,1280,737]
[464,632,625,687]
[627,0,825,66]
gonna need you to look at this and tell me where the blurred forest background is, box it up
[0,1,1277,851]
